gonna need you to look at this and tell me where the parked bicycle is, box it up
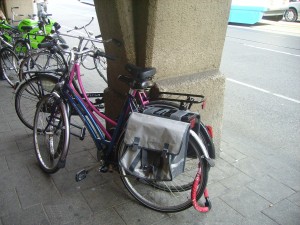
[66,17,110,83]
[31,40,215,213]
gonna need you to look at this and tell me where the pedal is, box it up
[99,165,108,173]
[75,169,88,182]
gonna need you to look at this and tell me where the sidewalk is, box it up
[0,77,299,225]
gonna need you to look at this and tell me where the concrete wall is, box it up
[95,0,231,153]
[4,0,35,25]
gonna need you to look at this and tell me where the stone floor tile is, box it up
[220,187,271,217]
[1,204,50,225]
[247,175,295,204]
[207,181,229,200]
[262,199,300,225]
[268,166,300,192]
[0,189,21,218]
[52,168,110,196]
[0,141,19,156]
[232,157,275,179]
[81,177,129,212]
[65,150,98,172]
[208,166,230,185]
[84,209,126,225]
[114,201,168,225]
[0,155,8,172]
[215,158,241,177]
[240,212,279,225]
[0,168,32,191]
[5,150,36,170]
[16,180,61,209]
[220,171,254,190]
[287,192,300,207]
[43,195,92,225]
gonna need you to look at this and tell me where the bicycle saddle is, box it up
[125,64,156,82]
[21,26,33,32]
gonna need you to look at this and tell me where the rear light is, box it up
[206,125,213,138]
[189,118,196,129]
[201,100,206,109]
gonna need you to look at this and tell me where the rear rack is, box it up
[155,92,205,110]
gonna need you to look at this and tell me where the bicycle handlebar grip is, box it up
[118,75,133,84]
[38,42,54,49]
[94,50,115,61]
[95,34,102,39]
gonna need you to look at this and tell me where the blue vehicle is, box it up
[229,0,289,24]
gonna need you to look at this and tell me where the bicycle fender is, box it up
[190,130,215,167]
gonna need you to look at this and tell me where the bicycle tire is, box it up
[94,52,107,83]
[118,129,208,213]
[0,47,19,87]
[15,74,59,129]
[13,39,30,60]
[33,94,70,173]
[18,50,67,81]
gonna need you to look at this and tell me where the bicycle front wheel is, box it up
[15,74,59,129]
[33,94,70,173]
[0,47,19,87]
[118,131,208,213]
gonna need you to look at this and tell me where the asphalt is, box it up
[0,72,299,225]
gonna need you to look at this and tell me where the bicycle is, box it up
[14,34,114,130]
[32,41,214,212]
[66,17,110,83]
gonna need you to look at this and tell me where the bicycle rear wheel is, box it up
[18,50,67,81]
[33,94,70,173]
[0,47,19,87]
[15,74,59,129]
[118,131,208,212]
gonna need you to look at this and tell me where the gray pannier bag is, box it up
[120,112,190,181]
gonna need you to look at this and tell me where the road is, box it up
[49,0,300,170]
[220,21,300,171]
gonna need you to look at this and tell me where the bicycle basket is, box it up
[120,112,190,181]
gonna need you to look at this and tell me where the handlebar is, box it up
[67,17,94,33]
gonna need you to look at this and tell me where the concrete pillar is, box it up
[94,0,231,153]
[4,0,35,25]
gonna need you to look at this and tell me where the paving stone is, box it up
[16,179,61,209]
[262,199,300,225]
[220,187,271,217]
[214,158,240,177]
[0,122,10,133]
[232,157,276,179]
[207,181,229,200]
[268,166,300,192]
[81,177,129,212]
[287,192,300,207]
[240,212,279,225]
[43,195,92,225]
[208,166,230,185]
[191,197,244,225]
[220,171,254,190]
[0,141,19,156]
[15,135,35,152]
[114,200,168,225]
[0,168,32,191]
[84,208,127,225]
[1,204,50,225]
[5,150,36,170]
[247,175,295,204]
[0,155,8,172]
[52,168,110,196]
[65,150,98,172]
[0,189,21,217]
[220,141,247,164]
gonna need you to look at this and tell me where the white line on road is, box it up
[244,44,300,57]
[226,78,300,104]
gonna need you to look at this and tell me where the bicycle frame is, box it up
[58,57,149,159]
